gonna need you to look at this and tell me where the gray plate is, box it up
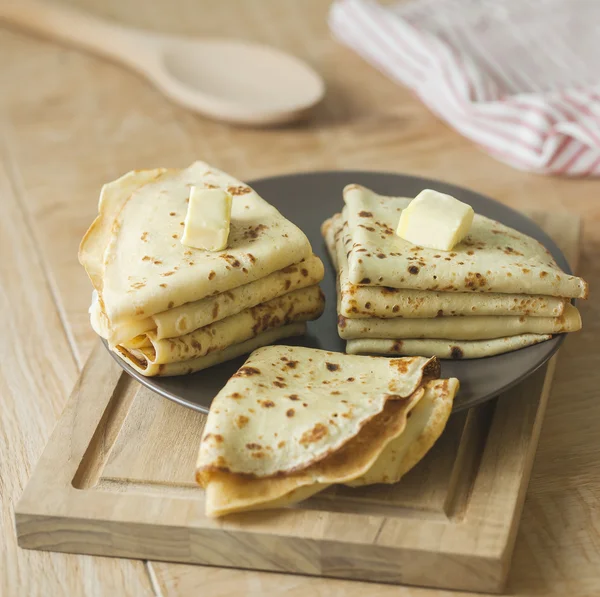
[105,171,569,413]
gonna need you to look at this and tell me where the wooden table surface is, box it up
[1,1,599,595]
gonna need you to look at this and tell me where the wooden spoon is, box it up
[0,0,325,125]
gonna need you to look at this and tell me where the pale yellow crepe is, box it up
[118,323,307,377]
[196,348,458,518]
[79,161,313,334]
[345,378,457,486]
[113,286,324,376]
[199,393,423,518]
[198,347,440,478]
[346,334,553,359]
[342,185,588,298]
[338,303,581,340]
[79,168,167,292]
[92,254,324,346]
[322,215,567,318]
[322,209,580,358]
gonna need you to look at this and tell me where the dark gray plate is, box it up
[105,171,569,413]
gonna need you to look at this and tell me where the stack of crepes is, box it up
[196,346,458,518]
[322,185,588,359]
[79,161,325,376]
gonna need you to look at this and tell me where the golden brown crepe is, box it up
[198,348,439,478]
[109,286,325,376]
[92,254,324,346]
[345,378,455,486]
[80,161,326,376]
[342,185,588,298]
[346,334,553,359]
[337,303,581,340]
[322,215,567,319]
[80,161,314,336]
[121,323,307,377]
[196,347,458,517]
[322,205,584,359]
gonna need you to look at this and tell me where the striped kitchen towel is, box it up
[329,0,600,175]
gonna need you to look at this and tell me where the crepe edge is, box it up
[199,384,428,518]
[324,214,570,320]
[115,322,308,377]
[196,355,441,487]
[346,334,554,359]
[345,378,458,487]
[78,168,169,293]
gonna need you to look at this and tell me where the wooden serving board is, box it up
[15,212,580,594]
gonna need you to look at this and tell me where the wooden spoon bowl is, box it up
[0,0,325,125]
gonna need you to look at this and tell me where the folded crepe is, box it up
[322,211,580,358]
[346,335,553,359]
[92,254,324,346]
[322,215,567,319]
[342,185,588,298]
[110,286,325,376]
[337,303,581,340]
[121,323,307,377]
[196,346,458,517]
[79,161,314,339]
[345,378,455,486]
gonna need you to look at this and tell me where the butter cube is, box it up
[182,187,232,251]
[396,189,474,251]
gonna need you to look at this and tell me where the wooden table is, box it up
[1,1,599,595]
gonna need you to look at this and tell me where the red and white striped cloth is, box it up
[329,0,600,175]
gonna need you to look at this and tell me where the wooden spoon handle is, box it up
[0,0,155,69]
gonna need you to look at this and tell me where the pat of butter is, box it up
[182,187,232,251]
[396,189,474,251]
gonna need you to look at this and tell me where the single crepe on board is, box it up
[196,346,459,518]
[321,185,587,359]
[79,161,325,376]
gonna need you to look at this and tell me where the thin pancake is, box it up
[338,303,581,340]
[79,168,167,292]
[153,255,324,340]
[80,161,313,331]
[198,376,458,518]
[346,334,553,359]
[117,323,307,377]
[342,185,588,298]
[322,215,566,318]
[93,254,324,346]
[199,387,425,518]
[113,286,324,374]
[345,378,457,486]
[197,347,441,479]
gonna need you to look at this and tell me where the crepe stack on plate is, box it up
[196,346,459,517]
[322,185,588,359]
[80,161,325,376]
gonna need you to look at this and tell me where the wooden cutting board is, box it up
[15,212,580,594]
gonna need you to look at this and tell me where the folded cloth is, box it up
[329,0,600,175]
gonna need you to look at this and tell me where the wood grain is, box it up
[1,0,599,595]
[0,147,152,596]
[14,212,577,594]
[13,350,550,593]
